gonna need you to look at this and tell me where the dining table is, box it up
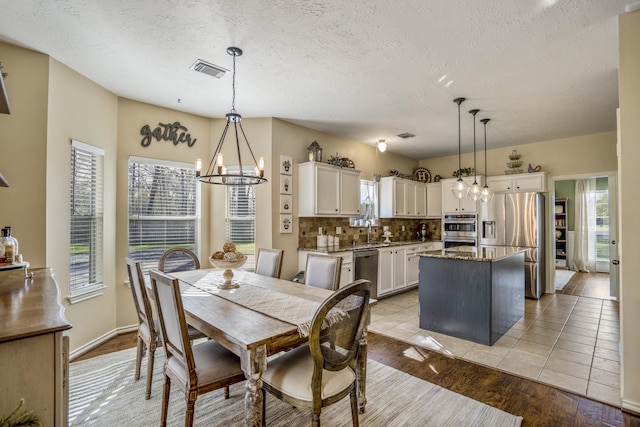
[164,268,371,427]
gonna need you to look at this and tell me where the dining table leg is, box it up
[242,345,267,426]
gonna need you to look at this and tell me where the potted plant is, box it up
[0,399,40,427]
[452,167,474,178]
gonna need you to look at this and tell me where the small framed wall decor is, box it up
[280,155,293,175]
[280,194,292,213]
[279,175,292,194]
[279,214,292,233]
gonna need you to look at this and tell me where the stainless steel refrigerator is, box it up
[479,192,546,299]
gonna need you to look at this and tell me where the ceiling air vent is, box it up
[396,132,416,139]
[190,59,228,79]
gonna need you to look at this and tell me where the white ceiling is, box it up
[0,0,634,159]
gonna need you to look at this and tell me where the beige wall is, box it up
[271,118,418,280]
[618,10,640,413]
[46,58,119,349]
[0,43,49,268]
[115,98,214,329]
[418,131,617,180]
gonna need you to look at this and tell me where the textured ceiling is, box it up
[0,0,633,159]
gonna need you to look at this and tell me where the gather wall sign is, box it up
[140,121,197,148]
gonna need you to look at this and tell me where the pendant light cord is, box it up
[470,109,479,182]
[231,52,237,114]
[481,118,491,181]
[458,103,462,172]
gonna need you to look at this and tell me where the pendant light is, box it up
[196,47,267,186]
[480,118,494,203]
[451,97,469,199]
[377,139,387,153]
[468,108,482,201]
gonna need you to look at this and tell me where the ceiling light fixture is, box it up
[480,118,494,203]
[377,139,387,153]
[196,47,266,186]
[451,97,469,199]
[468,108,482,201]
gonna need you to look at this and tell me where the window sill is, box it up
[67,284,107,304]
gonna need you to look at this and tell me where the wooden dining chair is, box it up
[125,258,206,400]
[261,279,371,427]
[255,248,284,278]
[304,254,342,290]
[149,269,246,427]
[158,247,200,273]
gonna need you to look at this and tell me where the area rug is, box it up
[555,269,576,291]
[69,347,522,426]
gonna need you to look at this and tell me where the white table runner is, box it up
[184,271,345,337]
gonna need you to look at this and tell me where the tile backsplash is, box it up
[298,217,441,249]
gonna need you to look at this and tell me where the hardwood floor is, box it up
[74,330,640,426]
[557,271,612,300]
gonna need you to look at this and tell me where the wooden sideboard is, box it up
[0,268,72,426]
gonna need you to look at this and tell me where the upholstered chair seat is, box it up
[261,343,355,401]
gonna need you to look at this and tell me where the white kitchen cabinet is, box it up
[338,251,354,288]
[487,171,547,193]
[340,168,361,216]
[380,177,427,218]
[426,183,442,218]
[405,244,423,286]
[377,246,408,297]
[298,162,361,217]
[440,177,478,213]
[414,182,427,217]
[378,247,394,295]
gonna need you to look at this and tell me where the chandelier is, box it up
[196,47,266,186]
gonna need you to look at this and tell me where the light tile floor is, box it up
[369,287,621,406]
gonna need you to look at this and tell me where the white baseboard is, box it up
[70,324,138,361]
[623,399,640,415]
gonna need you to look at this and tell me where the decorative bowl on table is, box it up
[208,255,247,289]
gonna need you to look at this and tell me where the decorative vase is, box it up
[209,255,247,289]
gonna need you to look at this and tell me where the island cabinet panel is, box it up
[418,252,524,345]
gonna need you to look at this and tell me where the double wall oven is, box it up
[442,214,478,248]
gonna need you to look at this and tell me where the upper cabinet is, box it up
[440,177,478,213]
[426,182,442,218]
[486,171,547,193]
[298,162,361,217]
[379,177,427,218]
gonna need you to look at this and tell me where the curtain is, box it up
[573,178,597,272]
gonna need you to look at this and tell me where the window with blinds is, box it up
[69,140,105,301]
[128,157,200,273]
[225,166,256,269]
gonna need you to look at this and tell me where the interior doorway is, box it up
[549,172,618,300]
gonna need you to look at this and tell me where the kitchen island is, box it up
[418,246,524,346]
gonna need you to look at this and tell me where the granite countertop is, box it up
[300,239,442,254]
[420,245,526,262]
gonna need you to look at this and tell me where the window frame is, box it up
[68,139,106,304]
[127,156,201,274]
[225,166,257,270]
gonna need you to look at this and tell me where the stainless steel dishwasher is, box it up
[354,249,378,298]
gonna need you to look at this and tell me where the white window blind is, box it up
[225,166,256,269]
[69,140,104,301]
[128,157,200,273]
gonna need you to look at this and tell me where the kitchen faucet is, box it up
[367,221,372,243]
